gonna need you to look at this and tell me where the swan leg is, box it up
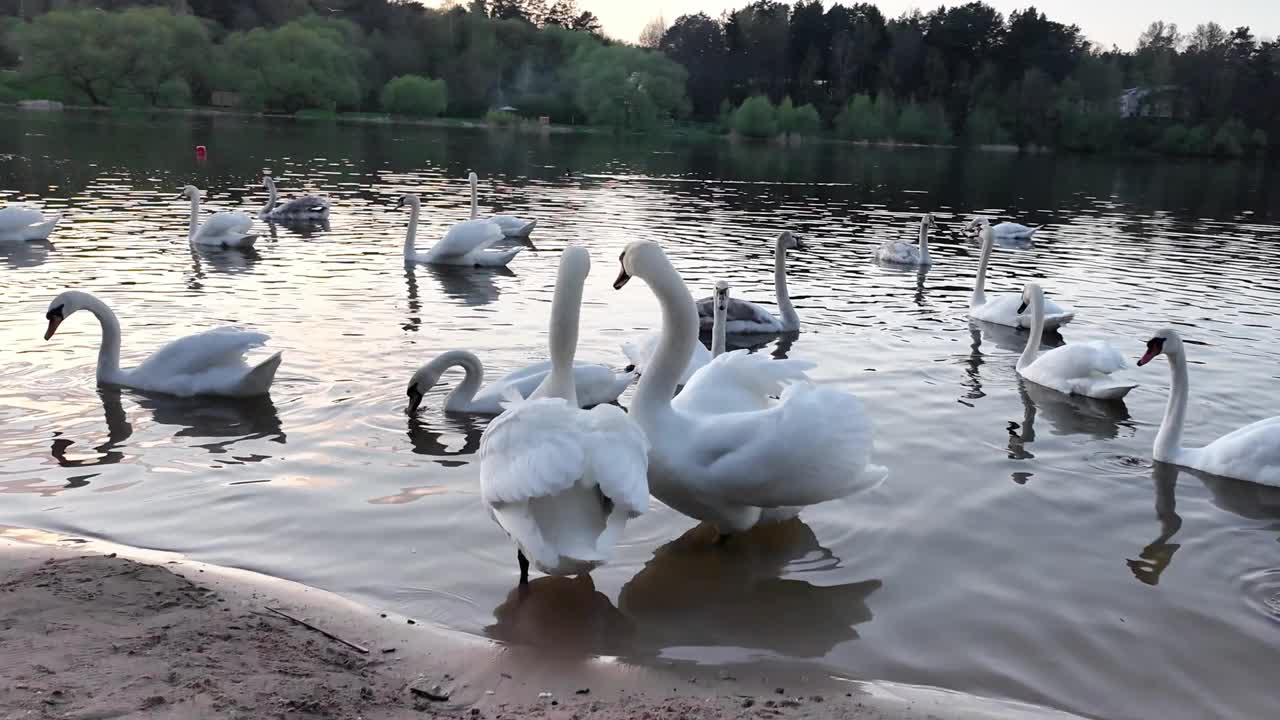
[517,550,530,585]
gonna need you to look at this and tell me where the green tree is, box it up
[219,16,367,113]
[732,95,778,138]
[381,75,448,116]
[567,43,689,129]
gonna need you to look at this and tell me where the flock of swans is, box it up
[12,170,1280,587]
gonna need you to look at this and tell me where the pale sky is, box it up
[425,1,1276,50]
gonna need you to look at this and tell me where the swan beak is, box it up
[1137,338,1165,367]
[406,386,424,414]
[44,316,62,341]
[612,267,631,290]
[1016,301,1028,314]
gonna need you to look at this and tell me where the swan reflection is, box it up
[406,412,485,459]
[135,391,284,454]
[424,263,513,307]
[0,239,52,268]
[49,387,134,469]
[266,216,330,238]
[1127,463,1183,586]
[964,320,1066,403]
[188,244,261,289]
[485,575,635,657]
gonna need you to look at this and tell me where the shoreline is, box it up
[1,527,1083,719]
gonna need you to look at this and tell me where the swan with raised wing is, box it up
[398,194,517,267]
[1015,283,1136,400]
[969,226,1074,329]
[694,231,804,334]
[42,290,281,397]
[1137,328,1280,486]
[874,214,936,266]
[468,171,536,238]
[479,246,649,583]
[0,205,61,242]
[181,185,257,248]
[613,240,886,536]
[406,351,636,415]
[259,176,330,221]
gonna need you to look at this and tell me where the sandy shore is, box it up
[1,528,1081,720]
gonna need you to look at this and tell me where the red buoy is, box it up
[195,145,208,159]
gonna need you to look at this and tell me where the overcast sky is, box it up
[426,1,1275,50]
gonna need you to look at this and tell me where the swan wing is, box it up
[480,397,586,506]
[622,331,710,385]
[133,327,270,377]
[1192,417,1280,486]
[686,382,886,508]
[874,240,919,265]
[197,211,254,239]
[271,195,330,216]
[0,206,46,231]
[431,219,505,260]
[674,350,815,415]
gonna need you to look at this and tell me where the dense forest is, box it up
[1,0,1276,157]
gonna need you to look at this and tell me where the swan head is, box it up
[178,185,201,201]
[44,290,95,341]
[397,194,421,210]
[559,245,591,285]
[1015,282,1043,314]
[468,171,478,185]
[406,363,443,414]
[714,280,730,309]
[612,240,668,290]
[966,216,990,233]
[1138,328,1184,366]
[777,230,807,252]
[921,213,938,229]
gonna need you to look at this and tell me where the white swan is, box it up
[710,280,729,357]
[406,351,636,415]
[969,226,1074,329]
[1137,328,1280,486]
[468,171,536,238]
[398,194,517,267]
[874,214,935,266]
[479,246,649,583]
[180,185,257,248]
[1015,283,1136,400]
[259,176,330,221]
[694,231,804,334]
[43,290,281,398]
[966,216,1043,241]
[612,240,886,535]
[0,206,61,242]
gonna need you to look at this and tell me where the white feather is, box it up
[0,206,61,242]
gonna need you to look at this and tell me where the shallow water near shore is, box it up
[1,109,1279,720]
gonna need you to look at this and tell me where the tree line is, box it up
[1,1,1276,157]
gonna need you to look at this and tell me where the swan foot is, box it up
[517,550,529,585]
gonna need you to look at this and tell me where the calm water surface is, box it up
[2,110,1279,720]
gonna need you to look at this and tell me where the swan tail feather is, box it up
[241,352,282,396]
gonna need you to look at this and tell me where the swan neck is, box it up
[774,239,798,330]
[262,181,277,216]
[918,221,931,264]
[431,351,484,410]
[85,296,122,380]
[532,260,584,406]
[187,194,200,241]
[1017,291,1044,370]
[403,203,419,260]
[1154,350,1189,462]
[632,257,698,426]
[972,234,992,307]
[469,176,478,220]
[711,288,727,357]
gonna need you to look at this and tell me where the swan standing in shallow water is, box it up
[1015,283,1136,400]
[398,194,517,267]
[259,176,330,222]
[479,246,649,583]
[1137,328,1280,486]
[43,290,281,398]
[468,171,536,238]
[0,206,61,242]
[874,214,936,266]
[694,231,804,334]
[180,186,257,248]
[406,351,636,415]
[966,216,1043,242]
[613,240,886,535]
[969,226,1074,329]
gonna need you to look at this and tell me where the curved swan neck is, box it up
[1154,350,1189,462]
[711,284,728,357]
[427,351,485,410]
[532,251,586,406]
[632,256,698,424]
[82,295,123,380]
[972,231,992,307]
[403,202,420,260]
[262,178,277,216]
[1017,289,1044,370]
[469,174,478,220]
[918,219,931,265]
[774,237,799,331]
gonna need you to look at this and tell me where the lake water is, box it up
[2,110,1278,720]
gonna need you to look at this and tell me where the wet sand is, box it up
[1,529,1081,720]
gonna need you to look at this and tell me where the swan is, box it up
[479,246,649,583]
[259,176,330,221]
[406,351,636,415]
[468,171,536,237]
[180,185,257,248]
[0,206,61,242]
[969,226,1074,330]
[612,240,886,535]
[42,290,281,398]
[694,231,805,334]
[1137,328,1280,486]
[1014,283,1136,400]
[398,194,517,267]
[966,216,1043,241]
[874,214,936,266]
[710,281,729,357]
[621,281,723,387]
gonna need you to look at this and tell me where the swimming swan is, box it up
[694,231,805,334]
[479,246,649,583]
[0,206,61,242]
[1015,283,1136,400]
[180,185,257,248]
[468,171,536,238]
[406,351,636,415]
[874,214,936,266]
[43,290,281,398]
[966,216,1043,241]
[398,194,518,267]
[259,176,330,221]
[612,240,886,535]
[1137,328,1280,486]
[969,226,1074,330]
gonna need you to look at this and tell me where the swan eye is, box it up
[46,304,63,321]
